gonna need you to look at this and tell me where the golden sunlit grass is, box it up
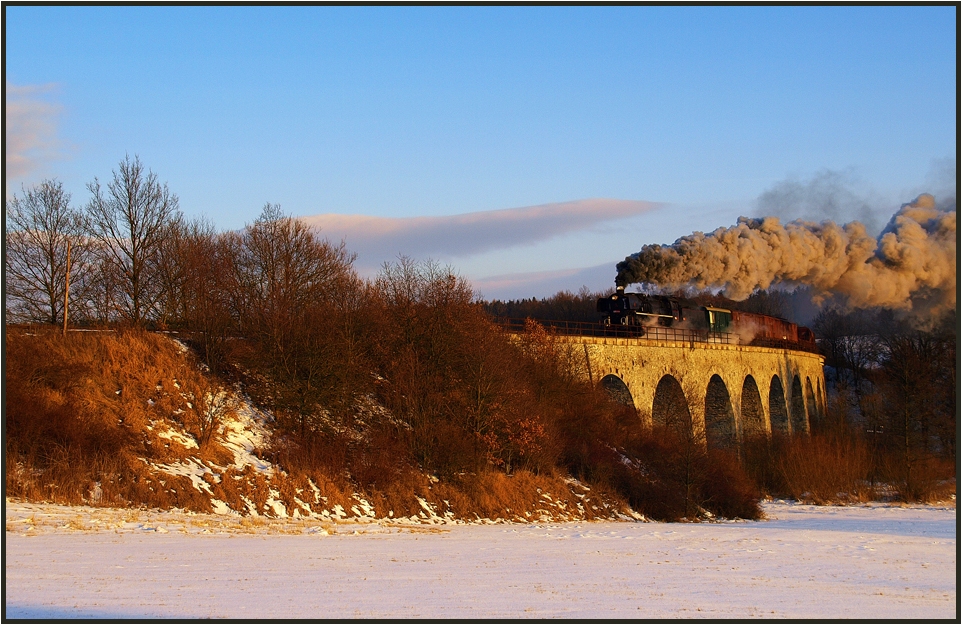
[5,326,235,510]
[7,326,623,521]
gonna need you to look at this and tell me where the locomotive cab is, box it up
[597,286,680,327]
[704,307,733,333]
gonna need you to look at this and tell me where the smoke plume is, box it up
[755,169,883,235]
[615,194,956,314]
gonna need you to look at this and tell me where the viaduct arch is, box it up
[569,335,826,448]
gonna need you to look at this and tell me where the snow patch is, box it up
[152,457,216,495]
[156,428,198,450]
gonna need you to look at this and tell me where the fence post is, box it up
[62,239,71,337]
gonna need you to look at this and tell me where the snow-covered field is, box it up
[5,499,956,619]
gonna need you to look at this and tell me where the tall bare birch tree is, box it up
[85,155,180,326]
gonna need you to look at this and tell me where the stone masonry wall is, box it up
[565,336,826,445]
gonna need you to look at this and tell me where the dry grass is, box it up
[336,469,628,522]
[444,470,623,521]
[5,326,235,511]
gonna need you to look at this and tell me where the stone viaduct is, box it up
[563,334,826,449]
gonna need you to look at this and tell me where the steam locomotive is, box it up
[596,286,815,349]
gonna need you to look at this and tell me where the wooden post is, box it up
[63,239,70,337]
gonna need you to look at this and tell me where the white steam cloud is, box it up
[616,194,957,315]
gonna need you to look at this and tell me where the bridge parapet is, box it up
[493,318,820,354]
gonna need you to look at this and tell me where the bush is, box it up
[876,452,956,503]
[738,426,956,505]
[573,424,762,522]
[699,449,764,519]
[778,433,873,504]
[740,434,788,498]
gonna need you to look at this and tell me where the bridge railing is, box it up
[493,318,732,343]
[493,317,820,353]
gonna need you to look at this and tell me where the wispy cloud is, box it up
[5,82,65,185]
[472,262,619,300]
[300,198,660,270]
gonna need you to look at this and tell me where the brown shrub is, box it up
[347,425,415,492]
[740,433,789,497]
[599,429,762,521]
[778,433,873,504]
[699,449,763,519]
[876,453,956,503]
[741,427,957,506]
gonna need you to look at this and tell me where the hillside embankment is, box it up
[4,326,647,522]
[7,324,952,522]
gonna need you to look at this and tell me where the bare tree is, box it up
[234,203,357,341]
[85,155,181,326]
[172,221,238,372]
[5,179,88,324]
[232,204,361,436]
[153,214,190,328]
[74,239,124,325]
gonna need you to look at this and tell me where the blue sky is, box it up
[5,5,957,298]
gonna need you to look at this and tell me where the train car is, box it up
[703,307,733,333]
[730,310,815,349]
[730,310,798,343]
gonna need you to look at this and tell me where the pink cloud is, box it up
[5,83,64,185]
[472,262,619,300]
[300,198,659,262]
